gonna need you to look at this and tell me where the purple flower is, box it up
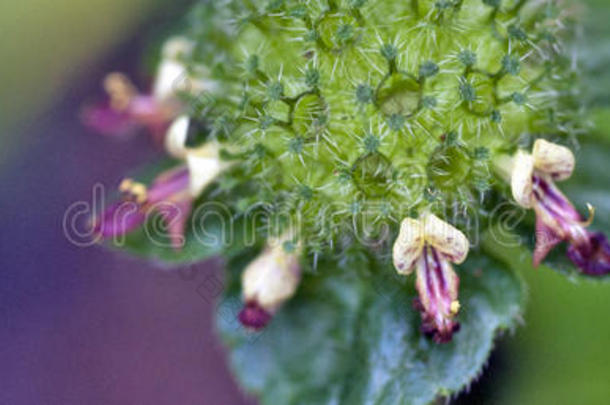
[82,37,215,142]
[511,139,610,276]
[82,72,179,142]
[94,138,231,250]
[393,213,468,343]
[94,167,192,250]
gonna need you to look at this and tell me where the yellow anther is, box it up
[119,178,148,204]
[450,300,461,315]
[104,73,136,111]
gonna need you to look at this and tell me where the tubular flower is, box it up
[94,117,232,249]
[239,235,302,331]
[510,139,610,276]
[393,213,469,343]
[83,37,210,141]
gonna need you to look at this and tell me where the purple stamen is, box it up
[415,245,460,343]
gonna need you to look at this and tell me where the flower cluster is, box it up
[93,115,232,250]
[87,1,609,343]
[83,37,213,142]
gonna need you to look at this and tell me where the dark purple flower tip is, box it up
[413,298,460,344]
[421,321,461,344]
[238,301,272,331]
[567,232,610,276]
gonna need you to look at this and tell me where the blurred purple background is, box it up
[0,18,514,405]
[0,30,256,405]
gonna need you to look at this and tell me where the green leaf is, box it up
[216,251,524,405]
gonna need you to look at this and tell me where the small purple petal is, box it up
[533,175,581,222]
[127,95,173,142]
[531,173,606,275]
[82,94,175,143]
[156,198,193,251]
[82,105,136,137]
[533,217,563,267]
[148,166,190,204]
[95,166,192,247]
[94,201,146,238]
[238,301,272,331]
[567,232,610,276]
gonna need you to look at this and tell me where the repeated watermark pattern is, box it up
[63,183,530,251]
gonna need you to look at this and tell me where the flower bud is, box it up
[239,236,301,330]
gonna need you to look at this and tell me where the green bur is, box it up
[119,1,590,403]
[184,0,579,251]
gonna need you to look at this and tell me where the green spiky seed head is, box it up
[183,0,580,252]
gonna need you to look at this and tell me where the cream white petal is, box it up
[161,36,194,60]
[532,139,575,181]
[153,59,218,101]
[153,58,189,101]
[242,240,301,310]
[152,37,193,100]
[393,217,424,274]
[164,115,190,159]
[185,142,227,197]
[422,212,469,264]
[511,150,535,209]
[154,37,217,100]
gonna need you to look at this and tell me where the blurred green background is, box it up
[0,0,163,166]
[496,1,610,404]
[1,1,609,404]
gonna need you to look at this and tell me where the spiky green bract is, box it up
[184,0,580,253]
